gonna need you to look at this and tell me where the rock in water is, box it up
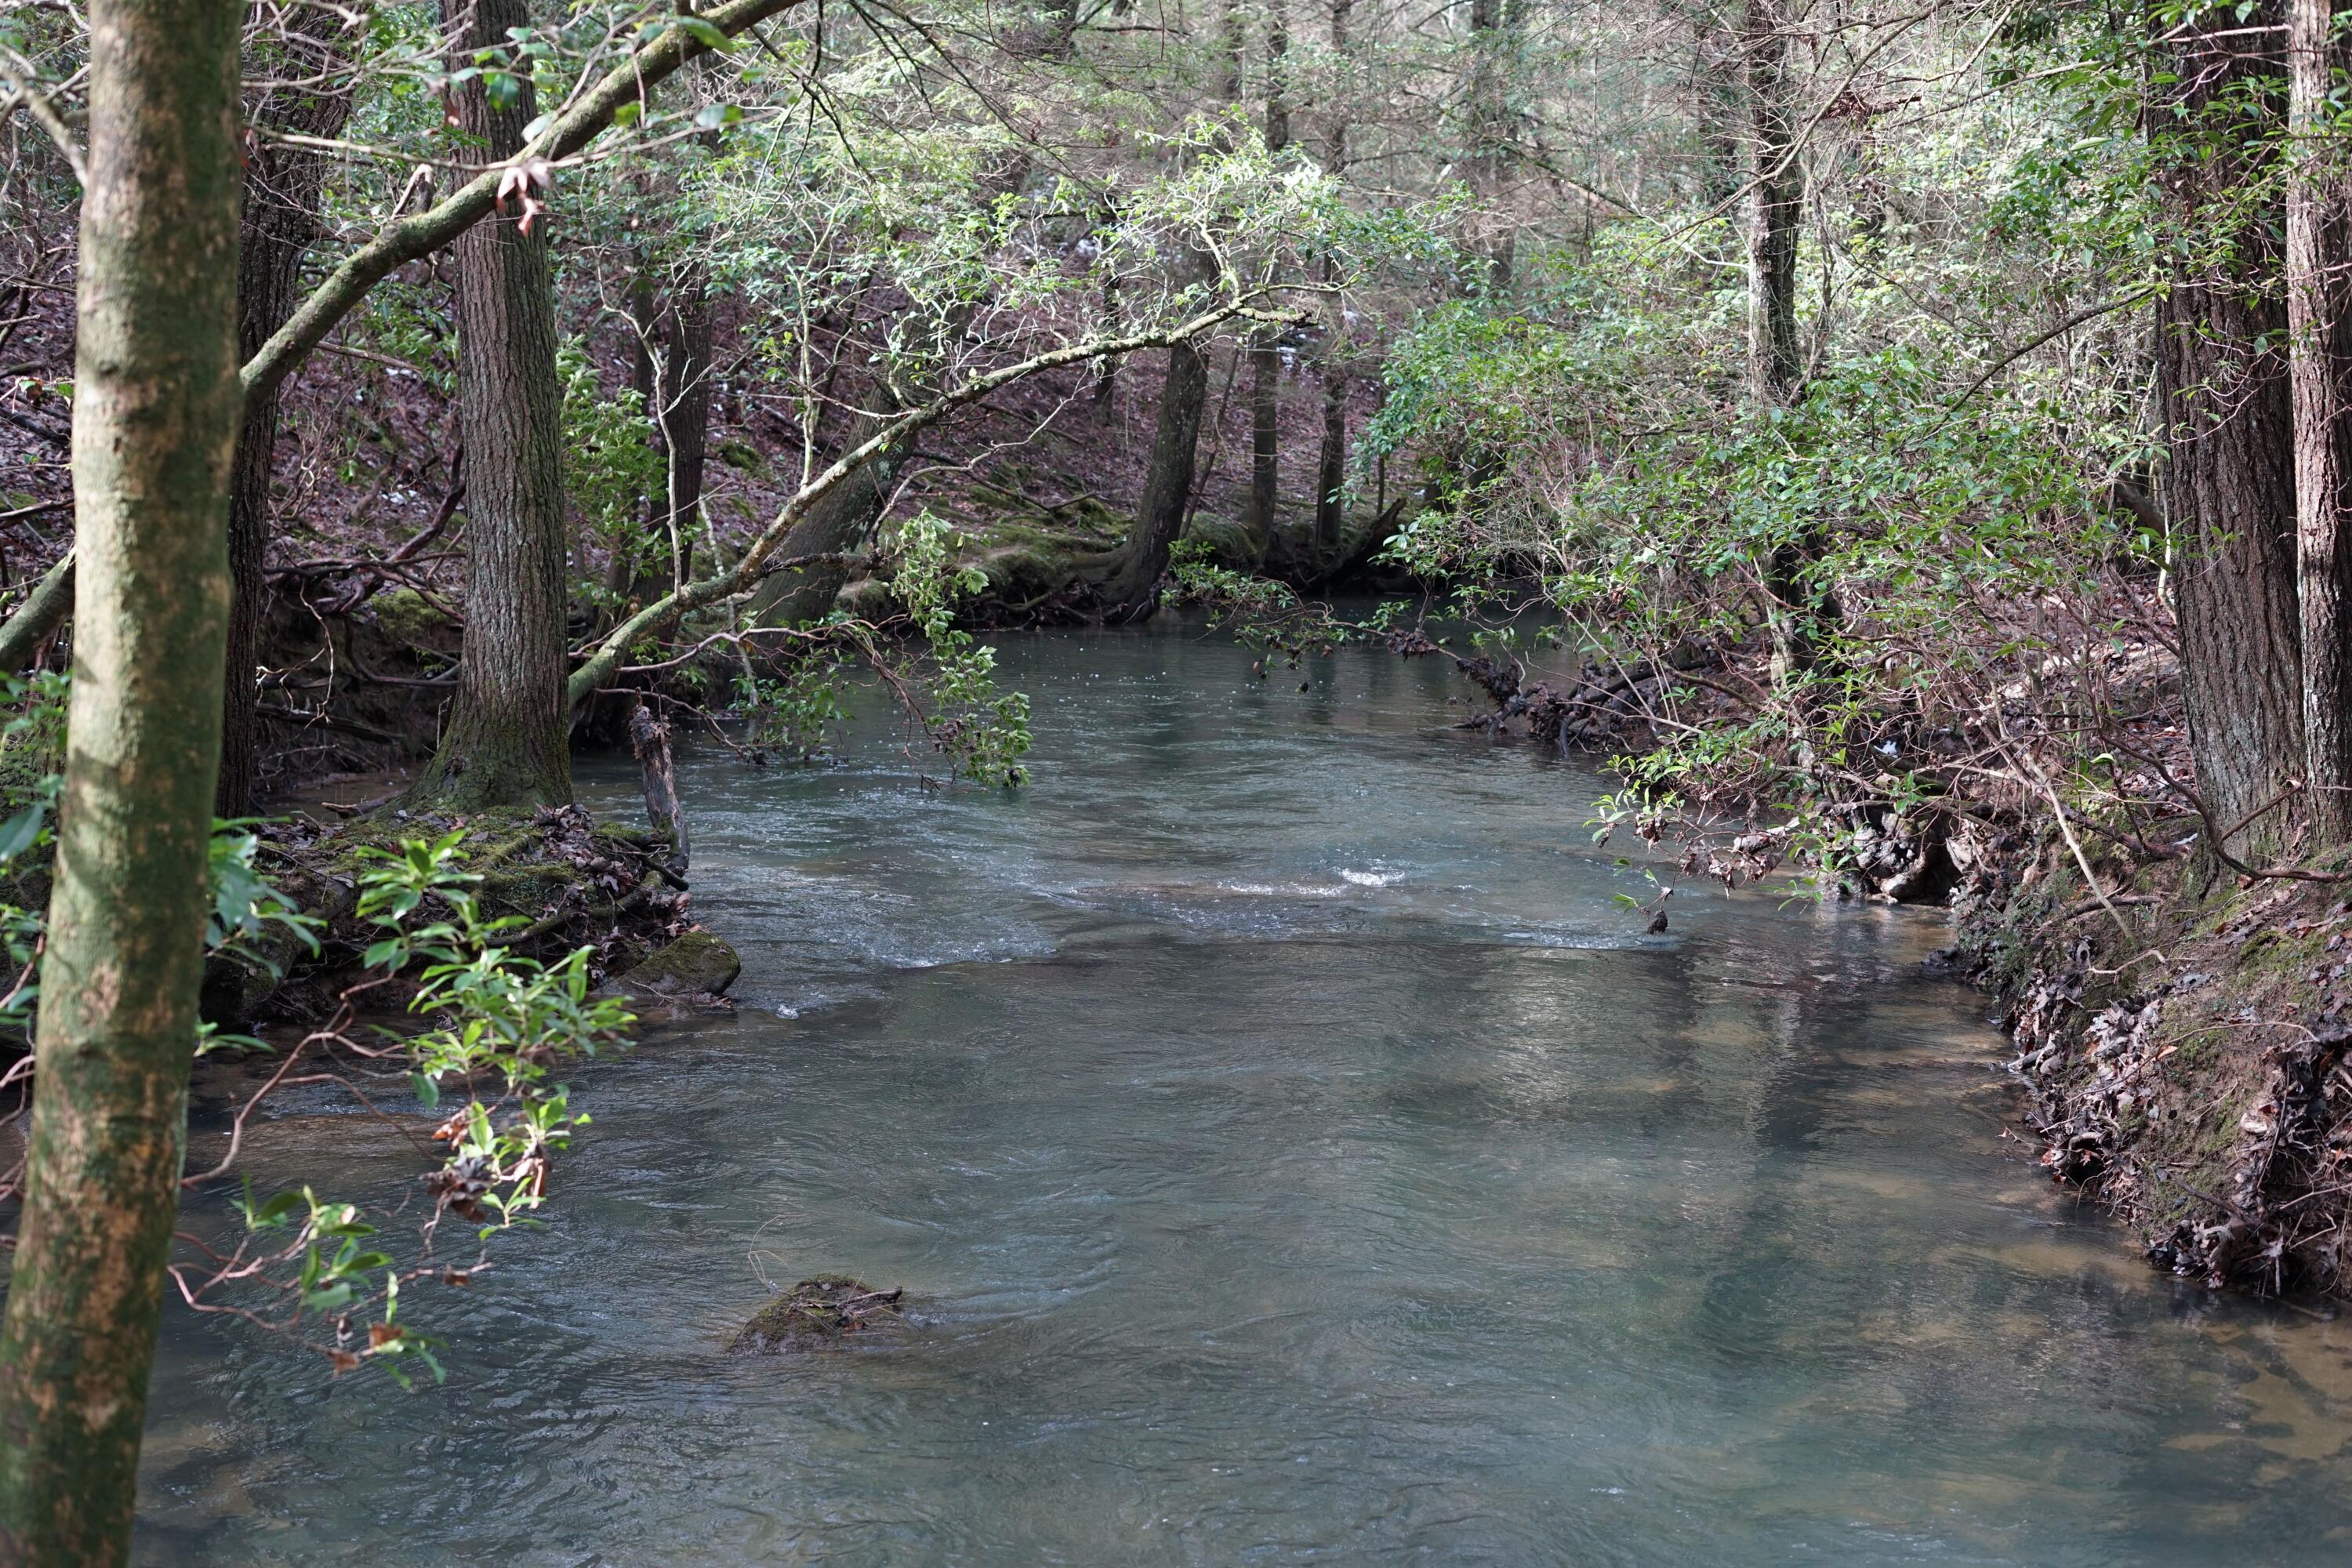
[729,1276,906,1354]
[604,929,742,1000]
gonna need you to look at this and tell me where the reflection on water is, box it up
[133,620,2352,1564]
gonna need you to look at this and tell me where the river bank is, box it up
[1951,840,2352,1300]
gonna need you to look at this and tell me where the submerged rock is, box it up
[604,929,741,1000]
[728,1276,906,1354]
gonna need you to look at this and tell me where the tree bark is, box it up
[745,406,903,626]
[410,0,574,810]
[0,0,242,1558]
[0,550,75,674]
[1312,0,1352,559]
[2158,0,2307,858]
[1108,335,1211,613]
[652,267,715,595]
[2290,0,2352,844]
[1744,0,1817,687]
[1247,2,1290,554]
[220,8,356,817]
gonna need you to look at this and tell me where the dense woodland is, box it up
[10,0,2352,1558]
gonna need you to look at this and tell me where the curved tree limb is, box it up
[0,550,74,674]
[243,0,809,407]
[567,299,1292,710]
[0,0,809,663]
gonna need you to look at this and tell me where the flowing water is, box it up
[135,622,2352,1565]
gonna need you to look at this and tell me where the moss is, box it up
[365,586,457,650]
[728,1275,906,1353]
[604,929,740,998]
[1959,834,2352,1296]
[1180,511,1254,563]
[713,437,770,479]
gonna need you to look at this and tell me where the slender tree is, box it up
[1247,0,1290,554]
[2289,0,2352,844]
[1312,0,1354,557]
[220,7,356,816]
[1744,0,1813,686]
[409,0,574,809]
[0,0,243,1558]
[629,254,715,601]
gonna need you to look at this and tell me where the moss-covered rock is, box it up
[728,1275,906,1353]
[603,928,741,999]
[365,586,459,651]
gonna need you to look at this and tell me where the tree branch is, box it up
[566,299,1287,708]
[0,550,74,674]
[241,0,810,408]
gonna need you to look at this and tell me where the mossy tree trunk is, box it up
[2158,0,2307,859]
[412,0,574,809]
[220,8,355,816]
[1108,334,1211,613]
[0,0,243,1558]
[1744,0,1820,688]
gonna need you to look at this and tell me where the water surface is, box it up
[137,622,2352,1564]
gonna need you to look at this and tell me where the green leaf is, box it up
[0,801,46,863]
[675,16,734,49]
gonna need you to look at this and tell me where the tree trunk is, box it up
[746,405,906,626]
[220,9,356,817]
[1107,336,1211,613]
[2158,0,2307,858]
[411,0,574,810]
[651,263,714,597]
[1315,318,1348,557]
[0,0,242,1558]
[1744,0,1815,687]
[1312,0,1352,560]
[2290,0,2352,844]
[1246,5,1290,556]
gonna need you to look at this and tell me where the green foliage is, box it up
[1165,539,1346,671]
[207,831,636,1381]
[735,648,851,761]
[558,339,662,604]
[891,513,1032,788]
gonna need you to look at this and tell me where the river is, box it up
[136,621,2352,1565]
